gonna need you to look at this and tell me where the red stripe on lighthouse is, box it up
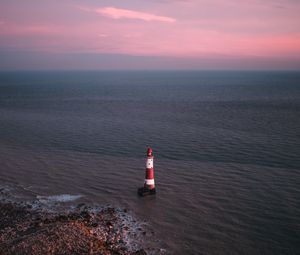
[144,147,155,190]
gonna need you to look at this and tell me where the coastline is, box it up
[0,200,148,255]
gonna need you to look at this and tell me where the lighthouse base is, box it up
[137,187,156,196]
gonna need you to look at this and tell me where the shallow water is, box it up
[0,71,300,254]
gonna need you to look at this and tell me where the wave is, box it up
[36,194,83,203]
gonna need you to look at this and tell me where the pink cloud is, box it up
[92,7,176,23]
[0,22,66,37]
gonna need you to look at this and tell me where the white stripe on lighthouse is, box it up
[146,158,153,168]
[145,179,155,185]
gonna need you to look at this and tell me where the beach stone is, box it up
[132,249,147,255]
[0,201,147,255]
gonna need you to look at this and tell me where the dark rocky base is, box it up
[137,188,156,197]
[0,201,147,255]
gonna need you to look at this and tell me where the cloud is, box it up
[93,7,176,23]
[98,33,109,37]
[0,22,62,36]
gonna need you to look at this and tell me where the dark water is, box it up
[0,71,300,254]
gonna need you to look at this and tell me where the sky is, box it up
[0,0,300,70]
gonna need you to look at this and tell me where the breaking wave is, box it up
[36,194,83,203]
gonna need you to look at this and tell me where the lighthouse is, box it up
[138,147,156,196]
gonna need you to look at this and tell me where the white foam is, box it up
[37,194,83,203]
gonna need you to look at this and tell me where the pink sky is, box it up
[0,0,300,69]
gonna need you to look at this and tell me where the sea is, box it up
[0,70,299,254]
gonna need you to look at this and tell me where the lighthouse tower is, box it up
[138,147,156,196]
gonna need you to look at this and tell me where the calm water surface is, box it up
[0,71,300,254]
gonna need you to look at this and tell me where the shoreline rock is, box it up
[0,201,147,255]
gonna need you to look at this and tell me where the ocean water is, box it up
[0,71,300,254]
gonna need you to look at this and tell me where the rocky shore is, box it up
[0,201,147,255]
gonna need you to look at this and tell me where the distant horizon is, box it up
[1,52,299,71]
[1,67,300,72]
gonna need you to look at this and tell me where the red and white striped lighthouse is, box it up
[138,147,156,196]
